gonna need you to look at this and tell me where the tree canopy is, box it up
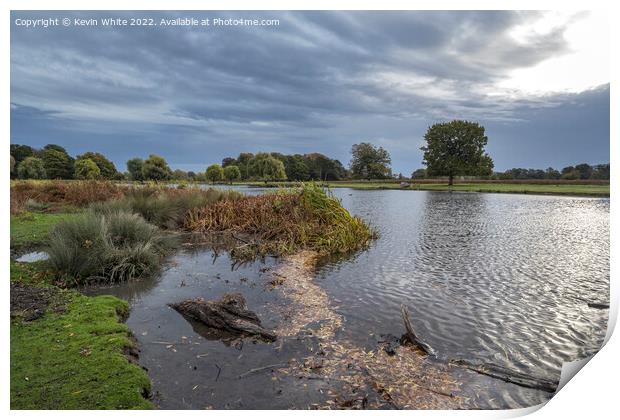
[74,158,101,180]
[223,165,241,183]
[421,120,493,185]
[349,143,392,179]
[17,157,46,179]
[41,147,74,179]
[206,164,224,183]
[142,154,172,181]
[77,152,118,179]
[126,158,145,181]
[248,153,287,181]
[10,144,35,166]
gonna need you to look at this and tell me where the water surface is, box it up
[87,187,609,408]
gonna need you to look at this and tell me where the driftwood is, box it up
[450,359,558,393]
[587,302,609,309]
[400,304,436,357]
[170,293,276,342]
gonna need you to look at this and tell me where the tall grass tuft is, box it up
[185,183,375,257]
[90,187,241,229]
[46,210,175,285]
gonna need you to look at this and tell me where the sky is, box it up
[10,10,609,174]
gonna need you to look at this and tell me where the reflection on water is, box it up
[315,189,609,405]
[82,247,333,409]
[15,251,48,262]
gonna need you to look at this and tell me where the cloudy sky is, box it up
[10,10,609,174]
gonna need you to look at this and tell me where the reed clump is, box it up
[46,210,175,285]
[185,184,375,257]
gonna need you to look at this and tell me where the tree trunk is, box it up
[448,175,454,186]
[170,293,276,341]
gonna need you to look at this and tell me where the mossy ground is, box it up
[10,287,153,409]
[10,218,153,409]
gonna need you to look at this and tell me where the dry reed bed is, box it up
[184,185,375,257]
[10,181,128,214]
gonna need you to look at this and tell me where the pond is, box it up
[316,189,609,401]
[84,187,609,409]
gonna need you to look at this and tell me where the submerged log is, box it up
[450,359,558,393]
[400,304,436,357]
[170,293,277,342]
[587,302,609,309]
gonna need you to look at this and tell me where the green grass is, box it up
[10,260,56,287]
[10,262,153,409]
[11,212,80,249]
[47,211,175,285]
[237,181,610,197]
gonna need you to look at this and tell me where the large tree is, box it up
[248,153,287,181]
[421,120,493,186]
[223,165,241,183]
[74,158,101,180]
[349,143,392,180]
[41,146,74,179]
[17,156,46,179]
[305,153,346,181]
[77,152,118,179]
[126,158,145,181]
[206,164,224,184]
[284,154,310,181]
[236,152,255,180]
[142,154,172,181]
[10,144,35,166]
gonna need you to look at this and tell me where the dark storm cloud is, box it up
[10,11,609,173]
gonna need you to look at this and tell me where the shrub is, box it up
[46,211,174,285]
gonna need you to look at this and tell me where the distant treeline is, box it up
[10,142,609,182]
[411,163,609,181]
[9,143,382,182]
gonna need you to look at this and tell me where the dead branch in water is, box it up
[400,304,436,357]
[238,363,288,379]
[450,359,558,393]
[170,293,277,342]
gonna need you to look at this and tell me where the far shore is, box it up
[231,180,610,197]
[10,179,610,197]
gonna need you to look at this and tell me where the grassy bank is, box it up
[237,181,610,197]
[11,212,79,249]
[10,262,153,409]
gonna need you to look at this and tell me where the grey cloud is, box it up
[10,11,608,174]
